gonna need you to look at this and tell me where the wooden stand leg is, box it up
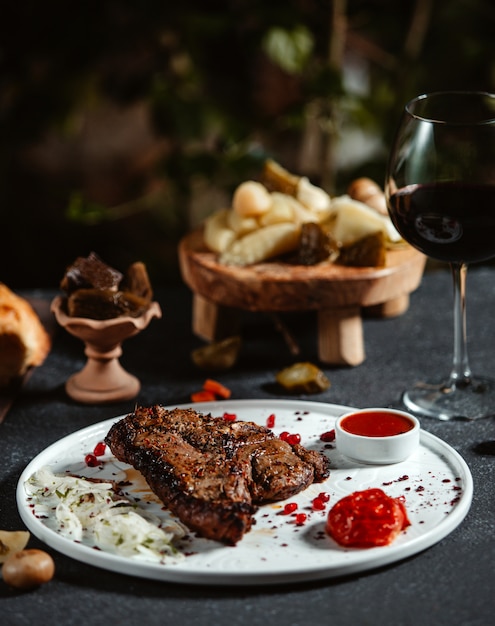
[318,306,364,366]
[364,294,410,318]
[192,294,240,341]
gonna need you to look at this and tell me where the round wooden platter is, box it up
[178,229,427,366]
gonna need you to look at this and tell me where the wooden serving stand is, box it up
[179,229,426,366]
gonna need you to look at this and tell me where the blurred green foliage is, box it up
[1,0,494,287]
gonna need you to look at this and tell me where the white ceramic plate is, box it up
[17,399,473,585]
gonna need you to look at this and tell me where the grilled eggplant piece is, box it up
[60,253,153,319]
[66,289,150,319]
[60,252,123,294]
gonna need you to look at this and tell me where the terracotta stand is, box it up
[51,297,162,403]
[179,229,426,366]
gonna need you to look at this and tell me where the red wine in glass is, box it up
[389,182,495,264]
[385,91,495,420]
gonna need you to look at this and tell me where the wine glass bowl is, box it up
[385,91,495,420]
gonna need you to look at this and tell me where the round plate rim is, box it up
[16,399,473,586]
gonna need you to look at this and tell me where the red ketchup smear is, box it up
[341,411,414,437]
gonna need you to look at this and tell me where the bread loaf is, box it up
[0,283,51,387]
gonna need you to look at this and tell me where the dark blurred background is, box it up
[1,0,494,289]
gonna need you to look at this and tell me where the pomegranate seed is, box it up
[287,433,301,446]
[318,492,330,502]
[85,453,99,467]
[295,513,307,525]
[320,430,335,442]
[282,502,298,515]
[223,412,237,421]
[266,414,276,429]
[279,431,290,442]
[93,441,106,457]
[312,497,326,511]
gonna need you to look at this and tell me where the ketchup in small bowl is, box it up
[335,408,420,465]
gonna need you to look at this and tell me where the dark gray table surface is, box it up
[2,266,495,626]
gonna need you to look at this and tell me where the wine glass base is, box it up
[402,377,495,421]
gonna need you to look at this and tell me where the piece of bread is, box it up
[0,283,51,387]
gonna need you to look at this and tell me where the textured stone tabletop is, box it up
[2,266,495,626]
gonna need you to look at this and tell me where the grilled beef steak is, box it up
[105,405,330,545]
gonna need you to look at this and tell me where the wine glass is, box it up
[385,91,495,420]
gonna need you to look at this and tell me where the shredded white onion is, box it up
[26,467,185,563]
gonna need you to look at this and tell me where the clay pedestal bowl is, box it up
[51,297,162,404]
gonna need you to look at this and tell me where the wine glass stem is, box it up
[448,262,472,389]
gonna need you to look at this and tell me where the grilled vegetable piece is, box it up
[122,261,153,302]
[60,252,123,294]
[191,336,242,371]
[291,222,334,265]
[261,159,300,196]
[60,253,153,319]
[66,289,150,319]
[276,362,331,394]
[337,231,386,268]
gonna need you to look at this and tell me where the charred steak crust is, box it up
[105,405,330,545]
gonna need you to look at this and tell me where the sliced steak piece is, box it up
[105,405,330,545]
